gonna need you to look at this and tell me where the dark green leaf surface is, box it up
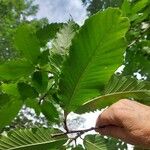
[0,97,22,131]
[14,24,40,63]
[25,98,41,115]
[0,128,67,150]
[32,71,48,93]
[41,100,59,123]
[76,76,150,113]
[17,82,38,100]
[38,50,50,66]
[0,59,34,80]
[59,8,129,111]
[0,94,10,108]
[36,23,63,46]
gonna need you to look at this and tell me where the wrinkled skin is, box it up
[95,99,150,148]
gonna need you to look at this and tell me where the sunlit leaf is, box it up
[76,75,150,113]
[59,8,129,111]
[0,59,34,80]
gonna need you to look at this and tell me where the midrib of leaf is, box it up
[1,138,66,150]
[84,90,149,105]
[67,19,115,110]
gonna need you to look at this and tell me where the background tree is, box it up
[0,0,38,61]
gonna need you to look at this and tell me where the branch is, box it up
[51,127,99,138]
[38,92,48,105]
[63,111,69,132]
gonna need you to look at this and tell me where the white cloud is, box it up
[34,0,87,25]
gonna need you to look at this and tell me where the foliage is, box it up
[0,0,47,62]
[82,0,124,15]
[0,128,67,150]
[0,1,150,149]
[82,0,150,80]
[84,134,127,149]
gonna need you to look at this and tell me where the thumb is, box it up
[97,125,127,140]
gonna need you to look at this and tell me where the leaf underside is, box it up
[76,75,150,113]
[0,128,67,150]
[59,8,130,111]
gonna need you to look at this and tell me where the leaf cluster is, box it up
[0,1,150,149]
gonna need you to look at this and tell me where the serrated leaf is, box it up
[36,23,64,46]
[59,8,130,111]
[0,128,67,150]
[14,24,40,63]
[17,82,38,100]
[84,134,127,150]
[76,76,150,113]
[32,71,48,93]
[0,59,34,80]
[0,96,22,131]
[51,21,78,55]
[41,100,59,123]
[50,21,78,76]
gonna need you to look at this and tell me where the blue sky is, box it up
[34,0,88,25]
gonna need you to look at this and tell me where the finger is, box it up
[95,108,115,131]
[97,125,127,140]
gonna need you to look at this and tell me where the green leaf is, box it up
[0,96,22,131]
[1,83,19,97]
[17,82,38,100]
[59,8,130,111]
[14,24,40,63]
[121,0,150,21]
[25,99,41,115]
[84,134,127,150]
[0,94,10,107]
[41,100,59,123]
[0,59,34,80]
[0,128,67,150]
[131,0,149,14]
[37,50,50,66]
[36,23,64,46]
[50,21,78,76]
[32,71,48,93]
[72,145,83,150]
[76,75,150,113]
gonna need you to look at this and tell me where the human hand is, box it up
[95,99,150,148]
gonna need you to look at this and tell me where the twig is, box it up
[127,25,150,48]
[68,132,84,145]
[38,93,48,105]
[63,111,69,132]
[51,127,99,138]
